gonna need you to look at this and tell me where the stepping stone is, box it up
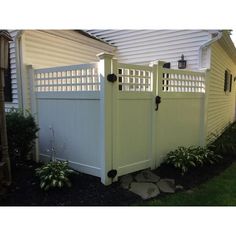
[135,170,160,183]
[120,174,133,189]
[129,182,160,200]
[176,185,184,191]
[157,179,175,193]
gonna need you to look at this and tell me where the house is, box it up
[4,29,236,184]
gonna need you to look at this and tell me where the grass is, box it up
[146,161,236,206]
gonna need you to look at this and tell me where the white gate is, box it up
[112,63,155,177]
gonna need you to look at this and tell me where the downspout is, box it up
[199,31,223,69]
[14,30,24,109]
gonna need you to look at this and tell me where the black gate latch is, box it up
[155,96,161,111]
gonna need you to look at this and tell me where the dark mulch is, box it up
[0,160,140,206]
[0,154,235,206]
[154,154,236,190]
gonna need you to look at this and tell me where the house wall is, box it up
[23,30,115,68]
[86,30,211,69]
[5,30,20,110]
[6,30,115,111]
[207,41,236,141]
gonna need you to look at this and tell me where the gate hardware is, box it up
[107,74,117,83]
[155,96,161,111]
[107,169,117,178]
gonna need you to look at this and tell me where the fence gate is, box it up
[111,62,156,178]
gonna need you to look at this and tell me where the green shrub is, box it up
[36,160,73,191]
[165,146,222,175]
[6,109,39,161]
[210,122,236,156]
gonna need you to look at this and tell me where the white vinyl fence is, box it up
[29,53,208,185]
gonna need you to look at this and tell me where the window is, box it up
[4,46,12,102]
[224,69,232,93]
[229,74,233,92]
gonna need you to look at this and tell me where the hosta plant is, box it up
[165,146,222,175]
[36,160,73,191]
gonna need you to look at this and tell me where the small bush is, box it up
[165,146,222,175]
[6,109,39,161]
[210,122,236,156]
[36,160,73,191]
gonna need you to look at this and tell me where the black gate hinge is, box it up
[107,74,117,83]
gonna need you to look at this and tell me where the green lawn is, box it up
[146,161,236,206]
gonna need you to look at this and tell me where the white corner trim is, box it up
[199,31,223,69]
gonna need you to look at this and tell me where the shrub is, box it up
[36,160,73,191]
[165,146,222,175]
[6,109,39,161]
[210,122,236,156]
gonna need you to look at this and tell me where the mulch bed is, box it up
[0,160,141,206]
[154,154,236,189]
[0,154,235,206]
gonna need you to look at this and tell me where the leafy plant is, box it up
[165,146,222,175]
[209,122,236,156]
[36,160,73,191]
[6,109,39,162]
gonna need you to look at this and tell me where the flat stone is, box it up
[120,174,133,189]
[129,182,160,200]
[157,179,175,193]
[135,170,160,183]
[176,185,184,190]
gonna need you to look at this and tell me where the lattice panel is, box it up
[35,64,100,92]
[117,65,152,92]
[162,70,205,93]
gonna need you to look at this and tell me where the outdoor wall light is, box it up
[178,54,187,69]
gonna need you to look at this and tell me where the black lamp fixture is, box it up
[178,54,187,69]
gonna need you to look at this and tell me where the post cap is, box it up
[97,52,114,60]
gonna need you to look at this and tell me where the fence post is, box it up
[149,63,158,169]
[155,61,166,167]
[111,58,119,182]
[28,65,39,162]
[97,53,114,185]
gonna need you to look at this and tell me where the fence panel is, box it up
[155,64,206,166]
[34,64,102,177]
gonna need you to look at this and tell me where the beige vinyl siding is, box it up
[23,30,115,69]
[87,30,211,69]
[207,41,236,141]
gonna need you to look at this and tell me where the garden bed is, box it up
[154,154,235,190]
[0,160,140,206]
[0,153,235,206]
